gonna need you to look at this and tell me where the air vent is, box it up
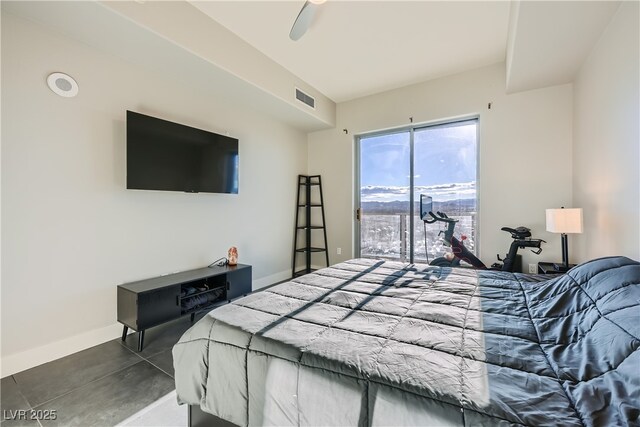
[295,88,315,109]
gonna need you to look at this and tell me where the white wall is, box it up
[573,1,640,262]
[308,63,573,270]
[1,13,307,376]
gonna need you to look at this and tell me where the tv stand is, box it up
[117,264,252,351]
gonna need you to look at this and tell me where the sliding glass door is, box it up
[357,119,478,263]
[358,131,411,261]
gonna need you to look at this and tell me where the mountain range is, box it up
[362,198,476,215]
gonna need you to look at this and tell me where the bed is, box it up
[172,256,640,426]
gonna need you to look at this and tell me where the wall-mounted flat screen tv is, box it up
[126,111,238,194]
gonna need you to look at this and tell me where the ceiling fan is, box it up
[289,0,327,41]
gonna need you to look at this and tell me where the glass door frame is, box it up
[354,116,480,263]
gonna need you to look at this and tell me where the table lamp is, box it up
[545,207,583,271]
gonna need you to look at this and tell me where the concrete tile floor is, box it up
[1,316,196,427]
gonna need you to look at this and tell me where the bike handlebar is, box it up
[515,239,546,247]
[423,211,458,225]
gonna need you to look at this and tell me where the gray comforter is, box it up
[173,256,640,426]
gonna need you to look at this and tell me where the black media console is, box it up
[117,264,252,351]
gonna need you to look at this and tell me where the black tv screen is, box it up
[126,111,238,194]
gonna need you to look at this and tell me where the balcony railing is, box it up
[360,212,476,263]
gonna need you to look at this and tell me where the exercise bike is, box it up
[420,195,545,272]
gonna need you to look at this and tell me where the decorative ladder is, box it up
[292,175,329,278]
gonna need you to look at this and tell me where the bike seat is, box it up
[501,226,531,239]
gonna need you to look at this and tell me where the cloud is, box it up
[360,182,476,202]
[361,186,407,195]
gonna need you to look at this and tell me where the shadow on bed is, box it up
[256,260,387,335]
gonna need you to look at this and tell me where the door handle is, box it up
[356,208,361,221]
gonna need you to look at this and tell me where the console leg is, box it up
[138,330,145,352]
[121,326,128,341]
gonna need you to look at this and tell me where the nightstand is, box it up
[538,262,577,274]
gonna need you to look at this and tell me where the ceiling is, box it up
[506,0,621,93]
[3,0,622,130]
[192,1,511,103]
[191,0,622,102]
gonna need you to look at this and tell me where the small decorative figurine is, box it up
[228,246,238,266]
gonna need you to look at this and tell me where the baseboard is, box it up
[0,323,124,377]
[252,269,291,290]
[1,270,294,377]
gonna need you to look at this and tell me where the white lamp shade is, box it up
[546,208,583,234]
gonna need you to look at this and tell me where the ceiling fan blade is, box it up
[289,1,319,41]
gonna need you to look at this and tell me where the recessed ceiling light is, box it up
[46,72,79,98]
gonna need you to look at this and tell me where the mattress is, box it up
[173,256,640,426]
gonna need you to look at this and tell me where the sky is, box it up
[360,121,477,202]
